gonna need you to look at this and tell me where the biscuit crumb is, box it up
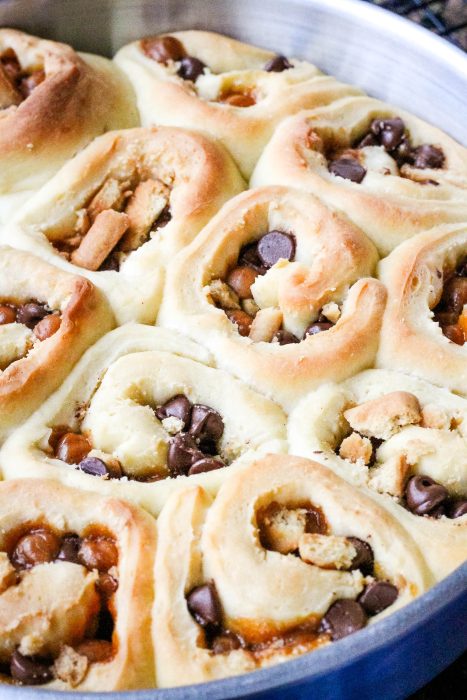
[344,392,421,440]
[339,432,372,465]
[54,645,89,687]
[298,533,356,570]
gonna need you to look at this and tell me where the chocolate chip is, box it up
[188,457,225,476]
[358,581,398,615]
[264,55,292,72]
[456,259,467,278]
[412,144,445,169]
[442,277,467,315]
[226,309,253,336]
[448,500,467,519]
[16,302,49,329]
[442,324,465,345]
[155,394,193,428]
[74,639,113,663]
[405,475,448,516]
[57,534,82,564]
[33,314,61,341]
[305,506,328,535]
[141,35,186,63]
[211,631,243,654]
[394,135,414,163]
[189,405,224,443]
[11,528,60,569]
[186,582,222,628]
[55,432,92,465]
[355,132,379,149]
[274,329,300,345]
[434,310,459,326]
[178,56,206,81]
[347,537,374,576]
[238,242,265,272]
[167,434,204,477]
[226,266,259,300]
[329,157,366,183]
[303,322,333,337]
[153,206,172,230]
[0,304,16,325]
[99,252,120,271]
[78,537,118,572]
[320,599,367,640]
[78,457,110,477]
[257,231,296,268]
[370,117,406,151]
[10,650,53,685]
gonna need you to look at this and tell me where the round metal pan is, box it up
[0,0,466,698]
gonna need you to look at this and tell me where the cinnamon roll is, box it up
[114,30,361,177]
[3,126,244,324]
[0,478,156,690]
[0,29,138,221]
[153,453,428,686]
[288,369,467,581]
[376,223,467,395]
[0,246,113,440]
[158,186,387,409]
[0,325,287,514]
[251,96,467,255]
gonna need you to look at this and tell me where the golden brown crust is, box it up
[0,246,114,438]
[0,478,157,690]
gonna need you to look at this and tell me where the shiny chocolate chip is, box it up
[358,581,398,615]
[442,277,467,314]
[11,529,60,569]
[0,304,16,325]
[448,500,467,519]
[305,506,328,535]
[442,324,465,346]
[10,650,53,685]
[347,537,374,576]
[79,457,110,477]
[226,266,259,300]
[434,310,459,326]
[394,135,413,163]
[412,144,445,169]
[257,231,296,268]
[370,117,405,151]
[303,322,333,337]
[186,581,222,628]
[355,132,378,149]
[55,432,92,465]
[178,56,206,81]
[16,302,49,329]
[188,457,225,476]
[57,534,82,564]
[211,631,243,654]
[189,405,224,443]
[320,599,367,641]
[274,329,300,345]
[141,35,186,63]
[156,394,193,427]
[405,475,448,516]
[329,156,366,183]
[167,434,204,477]
[264,55,292,72]
[78,537,118,572]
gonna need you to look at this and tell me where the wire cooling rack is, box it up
[365,0,467,50]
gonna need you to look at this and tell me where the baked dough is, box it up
[0,246,114,440]
[0,325,287,514]
[153,453,429,686]
[376,223,467,395]
[2,126,245,324]
[251,96,467,255]
[0,29,138,222]
[114,30,361,177]
[158,186,387,409]
[288,369,467,580]
[0,478,156,690]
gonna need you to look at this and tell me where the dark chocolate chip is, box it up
[447,499,467,519]
[412,144,445,170]
[320,599,367,641]
[141,35,186,63]
[347,537,374,576]
[178,56,206,81]
[405,475,448,516]
[186,581,222,628]
[211,631,243,654]
[442,277,467,315]
[188,457,225,475]
[355,132,379,149]
[155,394,193,428]
[303,322,333,337]
[257,231,296,268]
[434,310,460,326]
[189,405,224,442]
[78,457,110,477]
[10,651,53,685]
[238,242,265,272]
[167,434,204,477]
[264,55,292,72]
[274,329,300,345]
[304,507,328,535]
[329,157,366,183]
[371,117,406,151]
[358,581,398,615]
[57,534,82,564]
[16,302,49,329]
